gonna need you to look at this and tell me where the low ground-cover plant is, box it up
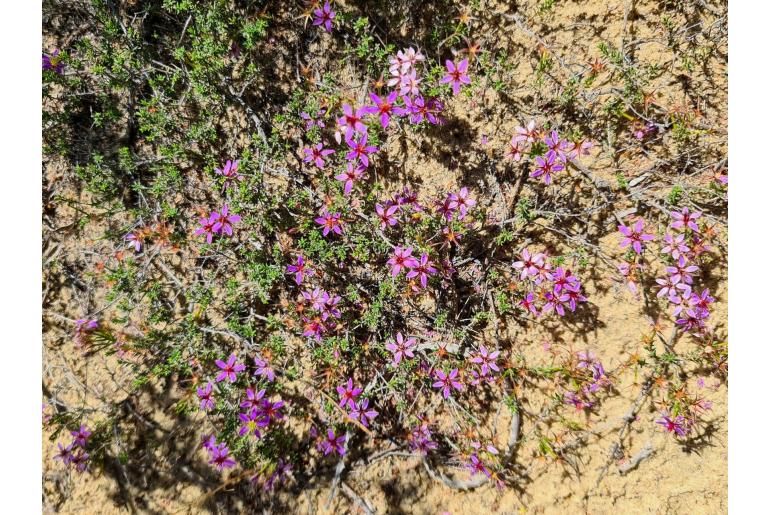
[43,0,727,510]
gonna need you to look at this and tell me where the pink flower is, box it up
[125,233,142,252]
[432,369,463,398]
[337,104,367,140]
[315,208,343,236]
[618,218,655,254]
[335,162,367,195]
[375,203,399,230]
[512,249,545,280]
[345,132,379,167]
[336,378,362,409]
[387,246,419,277]
[670,207,702,232]
[470,345,500,376]
[364,91,407,128]
[212,204,241,236]
[440,59,471,95]
[214,159,243,189]
[215,354,246,383]
[286,255,313,285]
[303,142,335,169]
[312,1,335,32]
[385,332,416,365]
[406,253,437,289]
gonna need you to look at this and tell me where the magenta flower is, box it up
[387,246,419,277]
[449,187,476,219]
[303,142,335,169]
[335,163,367,195]
[399,68,422,97]
[349,398,378,428]
[689,289,715,312]
[558,283,587,312]
[670,207,702,232]
[551,267,578,294]
[125,233,142,252]
[300,109,326,130]
[470,345,500,376]
[512,249,545,280]
[197,382,215,411]
[530,152,565,185]
[322,429,346,456]
[254,356,276,382]
[238,409,263,439]
[215,159,243,189]
[212,204,241,236]
[385,332,416,365]
[404,95,428,124]
[656,413,688,437]
[345,133,378,167]
[337,104,367,140]
[336,378,363,409]
[618,218,655,254]
[542,291,567,316]
[520,292,539,316]
[209,443,237,469]
[315,208,343,236]
[666,255,699,285]
[321,293,341,321]
[433,369,463,398]
[70,450,90,472]
[54,442,74,465]
[365,91,407,128]
[286,255,313,285]
[440,59,471,95]
[564,390,593,411]
[215,354,246,383]
[544,130,571,162]
[194,213,218,243]
[240,387,266,410]
[466,454,491,478]
[375,203,399,230]
[312,1,335,32]
[406,253,437,289]
[302,317,327,340]
[661,233,690,259]
[70,425,92,448]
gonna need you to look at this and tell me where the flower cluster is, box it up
[467,345,501,385]
[194,204,241,243]
[336,378,378,427]
[506,121,594,185]
[53,424,92,473]
[617,209,716,335]
[298,287,343,340]
[512,249,588,317]
[408,418,438,454]
[198,355,286,470]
